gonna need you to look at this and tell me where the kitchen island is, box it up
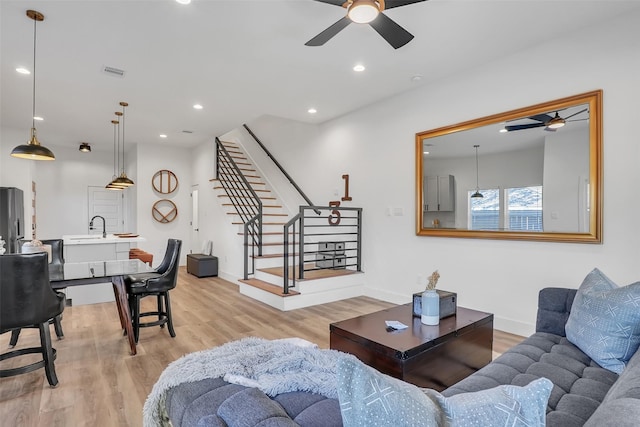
[62,234,146,305]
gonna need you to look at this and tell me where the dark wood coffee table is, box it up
[330,305,493,391]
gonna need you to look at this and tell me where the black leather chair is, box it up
[125,239,182,343]
[11,239,65,346]
[1,252,65,387]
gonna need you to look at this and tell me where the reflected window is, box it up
[507,186,543,231]
[469,189,500,230]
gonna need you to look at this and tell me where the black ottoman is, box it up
[186,254,218,278]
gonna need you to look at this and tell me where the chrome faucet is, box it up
[89,215,107,238]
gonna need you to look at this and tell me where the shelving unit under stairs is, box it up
[212,140,365,311]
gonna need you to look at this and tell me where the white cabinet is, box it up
[62,235,146,305]
[424,175,455,212]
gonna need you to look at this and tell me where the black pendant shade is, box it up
[11,10,55,161]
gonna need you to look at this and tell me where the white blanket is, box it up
[143,337,354,427]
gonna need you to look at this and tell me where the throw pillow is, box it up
[336,358,553,427]
[565,268,640,374]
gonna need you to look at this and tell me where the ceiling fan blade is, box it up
[369,13,414,49]
[505,122,546,132]
[563,108,588,120]
[305,17,352,46]
[528,113,553,123]
[384,0,429,10]
[310,0,346,6]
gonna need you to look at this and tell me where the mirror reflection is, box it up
[415,90,602,243]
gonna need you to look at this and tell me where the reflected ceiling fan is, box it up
[504,108,588,132]
[305,0,428,49]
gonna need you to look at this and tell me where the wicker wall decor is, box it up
[152,169,178,194]
[152,199,178,223]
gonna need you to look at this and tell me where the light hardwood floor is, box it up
[0,268,524,426]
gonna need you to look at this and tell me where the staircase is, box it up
[212,138,365,311]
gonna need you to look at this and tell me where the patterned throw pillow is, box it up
[565,268,640,374]
[336,358,552,427]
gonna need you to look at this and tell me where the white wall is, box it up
[134,143,193,267]
[211,10,639,336]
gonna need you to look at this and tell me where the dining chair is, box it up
[125,239,182,343]
[10,239,66,347]
[0,252,66,387]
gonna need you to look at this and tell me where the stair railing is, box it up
[216,138,262,279]
[283,205,363,294]
[243,124,319,215]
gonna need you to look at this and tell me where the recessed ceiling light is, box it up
[16,67,30,74]
[411,74,423,82]
[159,134,167,138]
[423,151,430,155]
[176,0,191,4]
[353,64,365,72]
[193,104,203,110]
[499,128,508,133]
[33,116,43,121]
[308,108,317,114]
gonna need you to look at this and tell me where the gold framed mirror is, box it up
[415,90,602,243]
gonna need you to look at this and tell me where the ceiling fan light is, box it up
[547,119,565,129]
[348,1,380,24]
[79,142,91,152]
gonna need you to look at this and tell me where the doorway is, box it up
[191,185,199,254]
[88,186,124,234]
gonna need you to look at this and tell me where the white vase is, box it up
[421,289,440,325]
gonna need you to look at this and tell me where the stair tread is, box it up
[214,186,271,193]
[227,212,288,217]
[238,231,297,235]
[239,278,299,296]
[232,222,285,225]
[258,265,359,281]
[224,204,282,208]
[218,195,276,200]
[211,179,266,185]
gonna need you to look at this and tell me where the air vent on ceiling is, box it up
[102,65,125,78]
[182,130,194,134]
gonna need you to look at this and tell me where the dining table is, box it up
[49,258,156,355]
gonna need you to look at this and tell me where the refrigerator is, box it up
[0,187,25,254]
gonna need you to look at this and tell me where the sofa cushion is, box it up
[443,332,619,426]
[583,348,640,426]
[536,287,577,336]
[336,357,552,427]
[217,387,296,427]
[565,268,640,374]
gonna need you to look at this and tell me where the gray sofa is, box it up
[164,287,640,426]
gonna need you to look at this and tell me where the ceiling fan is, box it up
[504,108,588,132]
[305,0,428,49]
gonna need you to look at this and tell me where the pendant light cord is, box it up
[31,15,37,129]
[474,145,480,191]
[121,104,126,174]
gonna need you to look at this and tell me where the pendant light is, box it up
[111,102,134,187]
[11,10,55,161]
[471,145,484,199]
[106,119,124,190]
